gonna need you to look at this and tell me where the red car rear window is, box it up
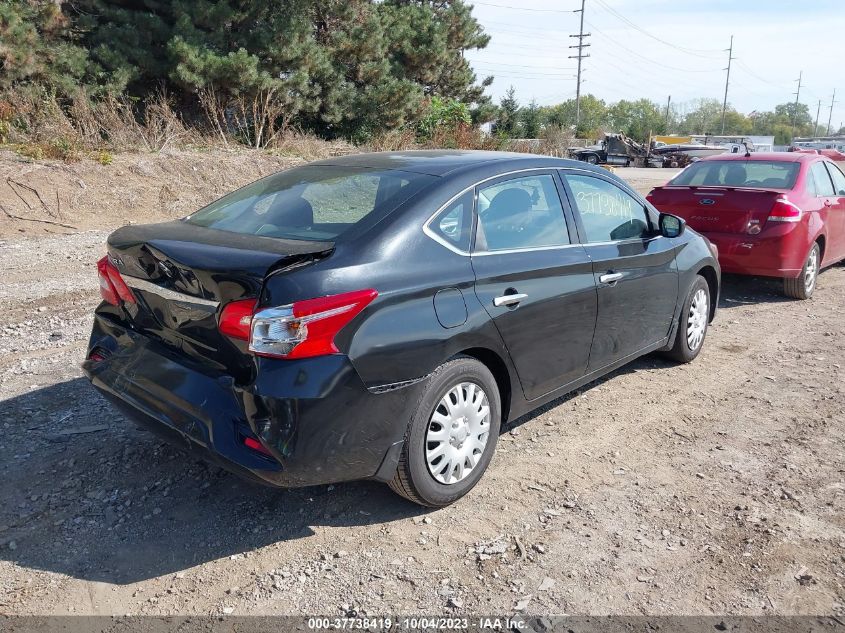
[670,160,800,189]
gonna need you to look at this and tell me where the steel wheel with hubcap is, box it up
[665,275,711,363]
[389,357,501,507]
[783,243,820,300]
[686,288,709,352]
[425,382,490,485]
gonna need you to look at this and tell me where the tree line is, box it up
[1,1,840,151]
[0,0,493,145]
[495,87,842,146]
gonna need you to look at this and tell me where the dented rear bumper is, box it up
[83,314,413,487]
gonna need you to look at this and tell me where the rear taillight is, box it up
[218,299,257,339]
[218,289,378,359]
[767,197,803,223]
[97,256,136,306]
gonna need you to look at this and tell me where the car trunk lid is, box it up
[106,221,333,377]
[647,186,783,235]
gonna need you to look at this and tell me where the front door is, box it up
[560,170,679,371]
[470,172,597,400]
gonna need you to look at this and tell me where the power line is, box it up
[732,60,791,91]
[569,0,590,127]
[467,59,576,72]
[480,19,569,36]
[591,0,724,58]
[474,36,574,53]
[585,20,721,74]
[472,63,577,77]
[473,1,572,13]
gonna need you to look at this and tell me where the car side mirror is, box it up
[659,213,685,238]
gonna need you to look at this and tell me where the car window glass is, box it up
[429,191,473,251]
[806,169,818,196]
[671,160,800,189]
[186,166,433,242]
[564,174,650,242]
[475,174,569,251]
[810,162,836,196]
[824,162,845,195]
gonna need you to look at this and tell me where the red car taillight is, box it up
[767,196,803,223]
[97,256,136,306]
[218,289,378,360]
[218,299,256,339]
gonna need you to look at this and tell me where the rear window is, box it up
[185,166,435,241]
[669,160,800,189]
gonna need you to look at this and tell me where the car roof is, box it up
[309,150,591,177]
[699,152,820,164]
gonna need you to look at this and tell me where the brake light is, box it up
[767,197,803,223]
[218,299,257,340]
[219,289,378,359]
[97,256,135,305]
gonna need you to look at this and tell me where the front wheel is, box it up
[665,275,710,363]
[783,243,819,300]
[584,154,599,165]
[388,357,501,507]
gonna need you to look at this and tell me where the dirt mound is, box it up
[0,149,301,238]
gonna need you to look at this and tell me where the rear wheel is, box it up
[665,275,710,363]
[783,243,819,300]
[388,357,501,507]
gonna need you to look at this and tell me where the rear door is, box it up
[822,161,845,261]
[470,171,597,400]
[560,170,679,371]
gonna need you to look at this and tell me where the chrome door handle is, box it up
[494,293,528,307]
[599,272,624,284]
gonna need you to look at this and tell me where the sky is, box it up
[465,0,845,130]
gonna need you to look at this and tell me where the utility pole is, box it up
[814,100,822,137]
[720,35,734,135]
[827,89,837,136]
[569,0,590,130]
[790,71,802,141]
[665,95,672,130]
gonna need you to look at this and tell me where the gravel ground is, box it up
[0,159,843,617]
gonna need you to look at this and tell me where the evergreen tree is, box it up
[520,99,540,139]
[0,1,90,96]
[497,86,519,138]
[74,0,492,140]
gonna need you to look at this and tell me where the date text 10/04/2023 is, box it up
[307,617,529,630]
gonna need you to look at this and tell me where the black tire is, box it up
[783,242,819,300]
[665,275,711,363]
[585,154,599,165]
[388,357,501,507]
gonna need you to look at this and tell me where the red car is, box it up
[647,153,845,299]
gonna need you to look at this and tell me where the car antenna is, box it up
[743,141,751,158]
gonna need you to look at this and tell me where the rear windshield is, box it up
[185,166,435,241]
[669,160,800,189]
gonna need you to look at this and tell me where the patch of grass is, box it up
[93,149,113,165]
[13,138,80,162]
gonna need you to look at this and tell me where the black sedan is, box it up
[84,151,720,507]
